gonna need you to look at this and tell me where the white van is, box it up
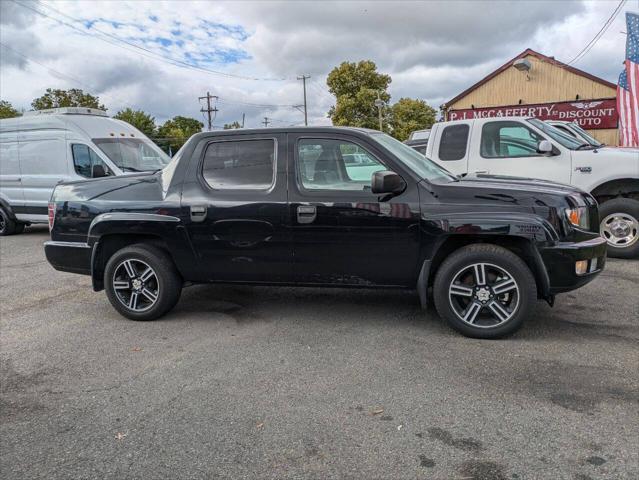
[0,107,171,235]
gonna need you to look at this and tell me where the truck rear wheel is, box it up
[598,198,639,259]
[104,244,182,321]
[433,244,537,339]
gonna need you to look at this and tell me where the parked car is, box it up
[45,127,606,339]
[404,128,430,155]
[424,117,639,258]
[545,120,604,148]
[0,107,171,236]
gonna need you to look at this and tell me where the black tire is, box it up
[598,197,639,259]
[433,244,537,339]
[0,206,17,236]
[13,223,25,234]
[104,244,182,321]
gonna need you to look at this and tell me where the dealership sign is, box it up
[448,98,618,129]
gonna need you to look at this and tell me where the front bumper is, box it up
[539,235,607,294]
[44,241,92,275]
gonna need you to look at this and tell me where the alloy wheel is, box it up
[448,262,520,328]
[600,213,639,248]
[112,258,160,312]
[0,213,5,234]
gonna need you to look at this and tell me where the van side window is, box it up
[202,139,275,190]
[72,144,110,178]
[297,138,386,191]
[439,125,469,161]
[480,121,544,158]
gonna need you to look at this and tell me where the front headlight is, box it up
[565,206,589,230]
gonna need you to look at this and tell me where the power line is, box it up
[14,0,290,82]
[0,41,170,118]
[566,0,627,65]
[12,1,301,110]
[216,97,297,108]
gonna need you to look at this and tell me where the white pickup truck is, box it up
[423,117,639,258]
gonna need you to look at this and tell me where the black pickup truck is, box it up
[45,127,606,338]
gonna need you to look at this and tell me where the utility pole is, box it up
[374,91,384,132]
[198,91,218,131]
[262,117,270,127]
[241,113,245,128]
[297,74,310,126]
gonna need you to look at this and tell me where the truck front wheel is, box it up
[598,198,639,259]
[433,244,537,339]
[104,244,182,321]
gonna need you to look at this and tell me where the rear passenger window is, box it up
[71,144,110,178]
[439,124,469,161]
[202,139,275,190]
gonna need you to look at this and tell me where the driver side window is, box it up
[71,144,111,178]
[480,121,544,158]
[297,139,386,191]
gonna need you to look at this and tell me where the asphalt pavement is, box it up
[1,226,638,479]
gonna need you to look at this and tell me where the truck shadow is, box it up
[163,283,639,343]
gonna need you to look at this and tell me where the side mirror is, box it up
[537,140,553,154]
[371,170,406,195]
[92,164,108,178]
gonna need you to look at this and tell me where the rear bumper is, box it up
[44,241,92,275]
[539,235,607,294]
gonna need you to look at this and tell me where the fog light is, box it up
[575,260,588,275]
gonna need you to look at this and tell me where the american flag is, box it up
[618,12,639,147]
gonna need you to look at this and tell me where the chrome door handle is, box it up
[297,205,316,224]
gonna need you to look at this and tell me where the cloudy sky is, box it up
[0,0,636,128]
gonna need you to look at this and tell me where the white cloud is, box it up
[0,0,632,127]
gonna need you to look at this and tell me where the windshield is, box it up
[527,119,586,150]
[570,123,603,147]
[92,138,171,172]
[410,130,430,140]
[370,132,456,182]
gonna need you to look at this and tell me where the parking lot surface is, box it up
[1,226,638,479]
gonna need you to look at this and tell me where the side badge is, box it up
[574,166,592,173]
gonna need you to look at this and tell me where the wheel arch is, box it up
[590,178,639,203]
[91,233,178,292]
[0,196,17,220]
[418,234,550,308]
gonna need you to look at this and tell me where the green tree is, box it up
[389,98,436,141]
[114,108,156,137]
[157,116,203,151]
[0,100,21,119]
[31,88,106,111]
[223,121,242,129]
[326,60,391,130]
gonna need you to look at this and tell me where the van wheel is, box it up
[433,244,537,339]
[599,198,639,259]
[0,207,17,236]
[104,244,182,321]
